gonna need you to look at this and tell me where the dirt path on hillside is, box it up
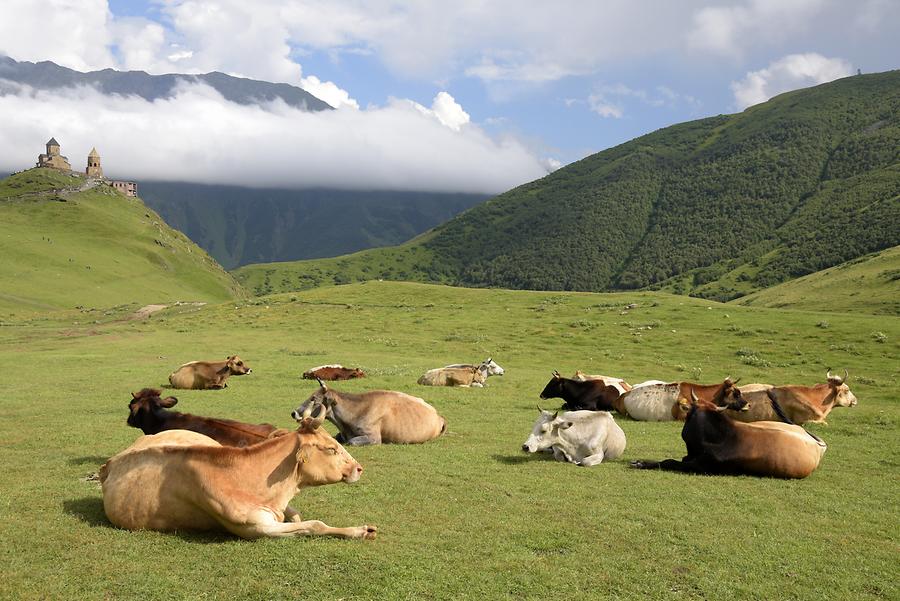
[131,304,169,320]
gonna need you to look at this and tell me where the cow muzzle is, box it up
[344,463,363,483]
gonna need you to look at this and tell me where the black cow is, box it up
[539,371,624,412]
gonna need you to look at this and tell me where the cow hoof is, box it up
[630,460,647,469]
[362,525,378,540]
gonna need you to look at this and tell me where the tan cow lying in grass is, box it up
[297,380,446,445]
[168,355,252,389]
[100,405,377,540]
[417,365,487,387]
[724,370,858,425]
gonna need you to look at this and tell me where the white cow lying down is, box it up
[521,409,626,466]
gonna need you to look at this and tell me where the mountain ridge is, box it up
[234,71,900,302]
[0,55,332,110]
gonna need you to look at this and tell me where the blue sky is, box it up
[1,1,898,192]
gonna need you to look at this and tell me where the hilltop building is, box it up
[110,180,137,197]
[86,147,103,177]
[34,138,138,197]
[36,137,72,171]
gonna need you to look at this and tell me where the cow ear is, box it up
[160,396,178,408]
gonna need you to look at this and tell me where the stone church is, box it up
[35,137,71,171]
[35,137,138,197]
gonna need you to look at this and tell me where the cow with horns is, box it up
[100,403,377,539]
[295,378,447,445]
[724,369,857,425]
[631,390,827,479]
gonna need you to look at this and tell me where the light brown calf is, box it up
[168,355,252,390]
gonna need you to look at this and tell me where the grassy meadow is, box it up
[0,169,244,316]
[0,281,897,600]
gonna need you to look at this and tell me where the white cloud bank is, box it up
[731,53,853,109]
[0,82,547,193]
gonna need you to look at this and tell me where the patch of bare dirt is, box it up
[131,304,169,320]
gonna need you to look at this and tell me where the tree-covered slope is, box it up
[139,182,486,269]
[0,169,244,314]
[236,71,900,300]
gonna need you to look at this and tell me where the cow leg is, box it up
[552,447,575,463]
[227,509,376,540]
[344,432,382,446]
[578,451,606,467]
[284,505,302,523]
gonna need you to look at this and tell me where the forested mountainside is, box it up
[235,71,900,301]
[139,183,486,269]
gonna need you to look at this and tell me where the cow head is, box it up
[522,407,573,453]
[127,388,178,429]
[225,355,252,376]
[714,377,749,411]
[826,369,858,407]
[349,368,366,379]
[481,357,505,376]
[291,403,362,485]
[294,380,339,421]
[539,371,564,399]
[686,387,746,415]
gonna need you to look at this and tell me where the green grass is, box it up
[734,246,900,315]
[0,281,896,600]
[0,169,245,316]
[233,235,444,295]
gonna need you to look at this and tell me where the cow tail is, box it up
[766,389,795,425]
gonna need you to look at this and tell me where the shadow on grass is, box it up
[63,496,112,528]
[492,453,553,465]
[67,455,108,466]
[63,497,239,544]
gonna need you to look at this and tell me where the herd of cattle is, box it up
[100,354,858,541]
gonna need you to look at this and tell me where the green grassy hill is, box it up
[0,168,245,315]
[0,281,896,599]
[235,71,900,301]
[733,245,900,314]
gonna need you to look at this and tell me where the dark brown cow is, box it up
[631,391,827,478]
[168,355,252,389]
[539,371,625,413]
[127,388,284,447]
[302,364,366,381]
